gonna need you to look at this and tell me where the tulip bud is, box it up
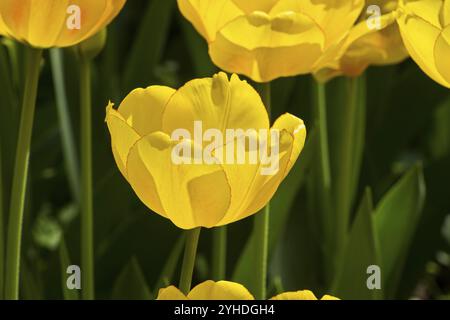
[76,28,107,61]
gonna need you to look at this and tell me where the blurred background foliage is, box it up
[0,0,449,300]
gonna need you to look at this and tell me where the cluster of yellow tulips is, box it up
[0,0,448,301]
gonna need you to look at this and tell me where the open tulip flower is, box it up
[397,0,450,88]
[0,0,126,48]
[177,0,364,82]
[314,0,409,82]
[106,72,306,230]
[157,280,339,300]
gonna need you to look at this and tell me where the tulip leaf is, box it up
[20,261,43,300]
[334,188,382,300]
[232,129,315,292]
[397,154,450,298]
[123,0,176,91]
[111,257,152,300]
[153,234,185,297]
[59,238,79,300]
[374,164,426,298]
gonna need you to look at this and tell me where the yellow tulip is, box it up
[106,72,306,229]
[157,280,339,300]
[397,0,450,88]
[314,0,409,82]
[177,0,364,82]
[0,0,126,48]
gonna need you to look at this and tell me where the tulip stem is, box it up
[313,81,331,194]
[254,82,271,300]
[335,76,366,252]
[179,228,201,295]
[5,47,42,300]
[212,226,227,280]
[50,48,81,204]
[313,80,334,284]
[80,58,94,300]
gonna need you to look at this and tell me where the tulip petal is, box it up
[321,295,340,300]
[210,11,325,82]
[443,0,450,26]
[397,11,448,87]
[118,86,176,136]
[270,0,364,46]
[236,130,294,218]
[105,103,141,178]
[217,115,305,225]
[0,13,8,36]
[177,0,242,42]
[187,280,254,300]
[435,25,450,87]
[162,72,269,136]
[401,0,443,29]
[157,286,188,300]
[126,132,231,229]
[270,290,318,300]
[0,0,126,47]
[271,113,306,174]
[231,0,279,14]
[55,0,126,47]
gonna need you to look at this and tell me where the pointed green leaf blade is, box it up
[374,164,426,298]
[111,257,152,300]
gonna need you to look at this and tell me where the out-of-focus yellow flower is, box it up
[157,281,254,300]
[0,0,126,48]
[270,291,339,300]
[397,0,450,88]
[106,72,306,230]
[177,0,364,82]
[314,0,409,82]
[157,280,339,300]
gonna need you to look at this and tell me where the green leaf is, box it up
[123,0,176,92]
[111,257,152,300]
[20,261,43,300]
[59,238,79,300]
[334,188,382,300]
[374,164,426,298]
[153,234,185,296]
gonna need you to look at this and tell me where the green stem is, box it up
[179,228,201,295]
[254,82,271,300]
[334,76,366,271]
[80,58,94,300]
[313,81,331,192]
[50,48,81,204]
[313,80,334,284]
[212,226,227,280]
[5,47,42,300]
